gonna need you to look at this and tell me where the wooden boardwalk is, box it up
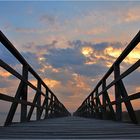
[0,116,140,139]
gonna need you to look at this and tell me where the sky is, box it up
[0,1,140,115]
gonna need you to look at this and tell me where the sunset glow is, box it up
[0,1,140,113]
[82,47,94,57]
[0,69,11,78]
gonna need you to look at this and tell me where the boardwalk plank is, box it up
[0,116,140,139]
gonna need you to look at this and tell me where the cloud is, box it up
[72,64,107,77]
[74,27,107,36]
[123,70,140,87]
[44,47,85,68]
[15,28,39,33]
[0,75,20,97]
[122,7,140,23]
[48,74,93,112]
[26,40,127,79]
[39,14,57,25]
[43,78,61,88]
[21,51,42,70]
[0,69,11,79]
[2,2,140,51]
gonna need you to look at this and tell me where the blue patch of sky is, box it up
[0,1,139,30]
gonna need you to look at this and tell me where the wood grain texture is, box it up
[0,116,140,139]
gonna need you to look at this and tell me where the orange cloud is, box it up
[105,43,140,64]
[124,8,140,23]
[0,78,20,97]
[0,69,11,78]
[29,79,37,87]
[81,45,118,66]
[81,47,94,57]
[124,43,140,64]
[104,46,123,58]
[85,28,107,35]
[43,78,61,88]
[62,75,92,112]
[29,77,61,89]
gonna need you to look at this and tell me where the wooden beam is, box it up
[114,64,122,121]
[20,65,28,122]
[36,80,41,120]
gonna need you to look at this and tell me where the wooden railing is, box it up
[74,31,140,124]
[0,31,70,126]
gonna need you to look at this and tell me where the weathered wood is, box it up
[0,117,140,139]
[102,91,115,120]
[45,89,49,118]
[102,80,107,117]
[38,94,48,119]
[36,80,41,120]
[114,64,122,121]
[20,65,28,122]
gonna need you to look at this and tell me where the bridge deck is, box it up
[0,116,140,139]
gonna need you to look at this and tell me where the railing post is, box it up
[53,97,57,117]
[83,103,85,117]
[20,65,28,122]
[45,89,49,119]
[95,88,100,118]
[91,93,94,117]
[37,80,41,120]
[102,79,107,119]
[50,94,53,117]
[87,98,90,117]
[86,100,88,117]
[114,64,122,121]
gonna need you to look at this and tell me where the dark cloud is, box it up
[39,14,57,25]
[36,40,124,79]
[93,42,124,51]
[42,40,121,78]
[69,40,124,51]
[44,47,85,68]
[43,69,73,85]
[73,64,108,77]
[123,70,140,87]
[0,39,126,83]
[21,52,41,70]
